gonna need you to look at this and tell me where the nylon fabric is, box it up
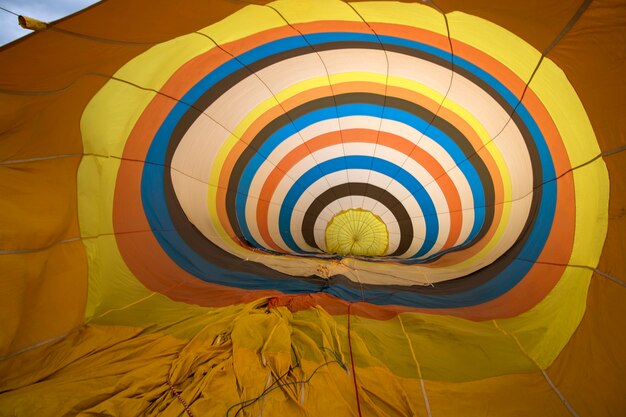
[1,0,624,415]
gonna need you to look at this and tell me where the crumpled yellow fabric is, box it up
[1,300,575,417]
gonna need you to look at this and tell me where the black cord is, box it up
[0,5,20,17]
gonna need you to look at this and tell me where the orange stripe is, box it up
[214,86,334,246]
[255,128,466,253]
[239,81,501,255]
[112,20,574,319]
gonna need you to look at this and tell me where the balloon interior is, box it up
[1,1,624,416]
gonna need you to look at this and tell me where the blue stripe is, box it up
[276,156,438,256]
[139,30,557,308]
[235,103,485,254]
[140,164,324,293]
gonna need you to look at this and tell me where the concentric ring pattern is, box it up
[81,1,607,316]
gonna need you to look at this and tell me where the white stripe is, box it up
[256,51,334,95]
[204,72,276,134]
[445,72,513,139]
[172,113,233,184]
[484,121,534,200]
[283,169,427,256]
[315,48,388,79]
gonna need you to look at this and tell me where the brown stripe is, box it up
[224,92,495,254]
[301,182,414,256]
[157,37,545,296]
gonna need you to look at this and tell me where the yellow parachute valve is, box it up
[325,209,389,257]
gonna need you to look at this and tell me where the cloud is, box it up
[0,0,99,46]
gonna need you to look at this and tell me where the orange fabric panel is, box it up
[0,30,144,92]
[0,240,86,355]
[0,0,263,91]
[547,274,626,416]
[546,0,626,153]
[0,76,116,162]
[425,372,571,417]
[0,0,261,358]
[0,157,80,251]
[0,91,80,161]
[53,0,267,44]
[598,151,626,281]
[0,325,183,415]
[430,0,626,154]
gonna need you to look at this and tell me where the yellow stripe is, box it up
[351,1,448,37]
[447,11,541,86]
[77,1,609,384]
[197,4,286,43]
[269,0,365,24]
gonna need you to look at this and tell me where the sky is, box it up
[0,0,99,46]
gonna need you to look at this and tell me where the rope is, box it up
[225,359,343,417]
[0,5,19,17]
[347,303,363,417]
[165,373,194,417]
[492,320,579,417]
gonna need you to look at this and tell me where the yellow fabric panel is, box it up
[114,33,215,92]
[547,274,626,416]
[433,0,580,53]
[269,0,363,24]
[446,11,541,91]
[80,81,156,157]
[83,235,162,322]
[77,155,120,238]
[527,58,601,168]
[567,158,609,267]
[197,4,288,43]
[495,265,590,370]
[325,209,389,256]
[341,312,534,382]
[0,305,577,416]
[490,160,608,369]
[0,240,86,355]
[330,264,598,380]
[351,1,448,36]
